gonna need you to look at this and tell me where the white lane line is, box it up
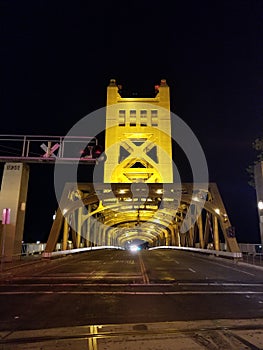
[208,261,256,276]
[188,268,196,273]
[189,256,256,276]
[1,291,263,295]
[178,283,263,287]
[7,273,140,280]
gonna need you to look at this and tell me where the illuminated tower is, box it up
[44,78,241,254]
[104,79,173,183]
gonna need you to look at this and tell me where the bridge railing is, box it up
[21,242,60,255]
[238,243,263,266]
[238,243,262,254]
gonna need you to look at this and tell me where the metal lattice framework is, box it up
[0,80,242,258]
[45,182,240,253]
[0,134,98,164]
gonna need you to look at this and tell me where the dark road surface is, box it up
[0,248,262,349]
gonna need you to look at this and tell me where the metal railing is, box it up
[21,242,61,255]
[238,243,263,266]
[239,243,262,254]
[0,134,98,163]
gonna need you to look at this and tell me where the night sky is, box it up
[1,0,263,243]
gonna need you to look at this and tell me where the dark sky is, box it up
[1,0,263,243]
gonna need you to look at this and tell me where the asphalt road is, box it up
[0,248,262,349]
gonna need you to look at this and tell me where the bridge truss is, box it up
[45,182,240,254]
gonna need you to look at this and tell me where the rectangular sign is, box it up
[2,208,11,225]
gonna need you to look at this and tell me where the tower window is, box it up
[119,110,126,126]
[140,110,147,126]
[130,110,136,126]
[151,110,158,126]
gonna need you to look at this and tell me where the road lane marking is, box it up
[88,325,98,350]
[178,283,263,287]
[188,268,196,273]
[6,274,140,280]
[1,291,263,295]
[138,254,150,284]
[207,261,256,276]
[186,255,257,276]
[1,282,262,288]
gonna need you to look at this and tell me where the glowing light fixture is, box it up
[129,245,140,252]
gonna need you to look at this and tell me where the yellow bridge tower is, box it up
[44,79,241,254]
[104,79,173,183]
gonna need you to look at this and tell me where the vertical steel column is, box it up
[97,221,102,245]
[164,229,170,246]
[62,216,69,251]
[204,212,210,248]
[180,233,186,247]
[101,227,106,246]
[188,226,194,247]
[107,228,111,246]
[197,214,205,248]
[86,205,91,246]
[213,215,220,250]
[77,207,82,248]
[176,228,181,247]
[93,219,98,246]
[169,224,176,245]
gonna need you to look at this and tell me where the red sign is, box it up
[2,208,11,224]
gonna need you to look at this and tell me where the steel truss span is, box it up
[44,182,240,254]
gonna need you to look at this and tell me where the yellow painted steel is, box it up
[62,217,69,251]
[44,80,241,254]
[213,215,220,251]
[104,79,173,183]
[77,208,82,248]
[197,214,204,249]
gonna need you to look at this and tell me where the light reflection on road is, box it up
[1,320,263,349]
